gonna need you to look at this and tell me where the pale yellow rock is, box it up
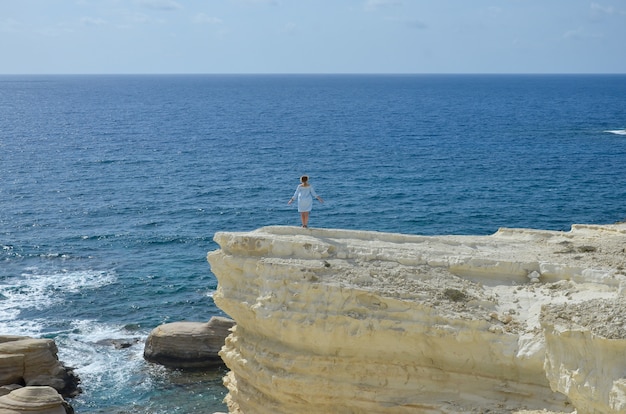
[542,299,626,414]
[0,355,25,386]
[0,338,28,345]
[143,316,235,369]
[208,224,626,414]
[0,340,60,384]
[0,386,66,414]
[0,336,79,398]
[0,337,29,387]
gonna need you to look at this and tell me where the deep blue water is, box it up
[1,74,625,413]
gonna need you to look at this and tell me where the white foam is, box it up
[55,320,156,395]
[0,318,47,337]
[0,268,117,323]
[604,129,626,135]
[67,319,145,344]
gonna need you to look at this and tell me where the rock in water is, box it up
[143,316,235,369]
[0,337,80,398]
[0,386,68,414]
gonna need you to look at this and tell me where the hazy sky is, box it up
[1,0,625,74]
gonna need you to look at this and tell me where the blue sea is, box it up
[1,74,625,413]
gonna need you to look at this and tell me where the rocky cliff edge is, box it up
[207,224,626,414]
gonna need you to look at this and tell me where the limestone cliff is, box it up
[207,224,626,414]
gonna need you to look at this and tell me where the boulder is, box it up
[0,355,25,386]
[0,384,22,398]
[0,386,68,414]
[143,316,235,369]
[0,337,80,399]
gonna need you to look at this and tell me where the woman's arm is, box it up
[310,187,323,203]
[288,186,300,204]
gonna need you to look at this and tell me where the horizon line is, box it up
[1,72,625,76]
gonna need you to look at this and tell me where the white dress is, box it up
[293,185,318,212]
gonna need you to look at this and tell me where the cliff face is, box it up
[207,224,626,414]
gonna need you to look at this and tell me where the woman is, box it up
[288,175,324,228]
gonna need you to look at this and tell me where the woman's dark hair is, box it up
[300,175,309,183]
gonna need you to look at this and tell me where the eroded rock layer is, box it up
[207,224,626,414]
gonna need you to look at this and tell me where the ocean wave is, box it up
[54,320,156,409]
[56,320,226,414]
[0,269,117,320]
[605,129,626,135]
[0,318,48,337]
[1,244,22,260]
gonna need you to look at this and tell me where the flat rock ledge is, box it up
[144,316,235,369]
[207,224,626,414]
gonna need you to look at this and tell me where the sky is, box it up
[0,0,625,74]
